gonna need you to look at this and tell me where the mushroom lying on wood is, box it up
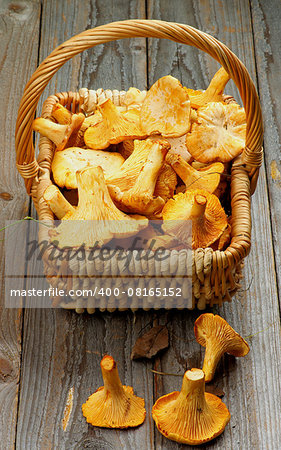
[194,314,250,382]
[51,147,124,189]
[167,154,224,194]
[162,190,228,249]
[50,166,148,248]
[33,113,85,151]
[84,98,147,149]
[152,368,230,445]
[82,355,146,428]
[140,75,191,137]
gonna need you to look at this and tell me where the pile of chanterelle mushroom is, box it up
[33,67,246,250]
[81,314,249,445]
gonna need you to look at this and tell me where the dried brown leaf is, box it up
[131,325,169,360]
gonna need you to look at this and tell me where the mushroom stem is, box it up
[33,118,68,147]
[130,141,169,195]
[177,369,207,412]
[203,67,230,99]
[168,155,196,185]
[52,103,73,124]
[167,154,224,194]
[43,185,75,219]
[101,356,126,398]
[191,194,207,218]
[189,67,230,108]
[202,343,225,383]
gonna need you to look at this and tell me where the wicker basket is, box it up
[15,20,263,313]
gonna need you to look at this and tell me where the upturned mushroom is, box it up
[194,314,250,382]
[140,75,191,137]
[84,98,147,149]
[152,368,230,445]
[186,102,246,163]
[51,147,124,189]
[162,190,228,249]
[50,166,148,248]
[167,154,224,193]
[82,355,146,428]
[108,139,170,217]
[33,113,85,151]
[185,67,230,109]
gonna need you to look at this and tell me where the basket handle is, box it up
[15,19,263,194]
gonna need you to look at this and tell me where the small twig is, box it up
[245,321,276,339]
[0,216,52,241]
[150,369,182,377]
[0,216,52,233]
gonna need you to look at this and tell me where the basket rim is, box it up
[15,19,263,196]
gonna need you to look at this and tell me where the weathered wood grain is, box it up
[15,1,155,449]
[11,1,281,449]
[0,1,41,448]
[148,0,281,449]
[250,0,281,305]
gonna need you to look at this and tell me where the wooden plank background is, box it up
[0,1,41,448]
[0,0,280,449]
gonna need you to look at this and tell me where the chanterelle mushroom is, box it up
[152,368,230,445]
[84,98,147,149]
[108,139,170,217]
[123,87,146,110]
[140,75,191,137]
[43,185,75,219]
[33,113,85,151]
[194,314,250,382]
[52,103,73,124]
[186,102,246,163]
[51,147,124,189]
[167,154,224,194]
[162,190,228,249]
[185,67,230,109]
[82,355,146,428]
[117,139,178,202]
[50,166,148,248]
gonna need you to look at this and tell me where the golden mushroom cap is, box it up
[82,355,146,428]
[84,98,147,149]
[152,368,230,445]
[186,102,246,163]
[140,75,191,138]
[194,313,250,357]
[52,147,124,189]
[162,189,228,249]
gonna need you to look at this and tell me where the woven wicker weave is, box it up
[15,20,263,313]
